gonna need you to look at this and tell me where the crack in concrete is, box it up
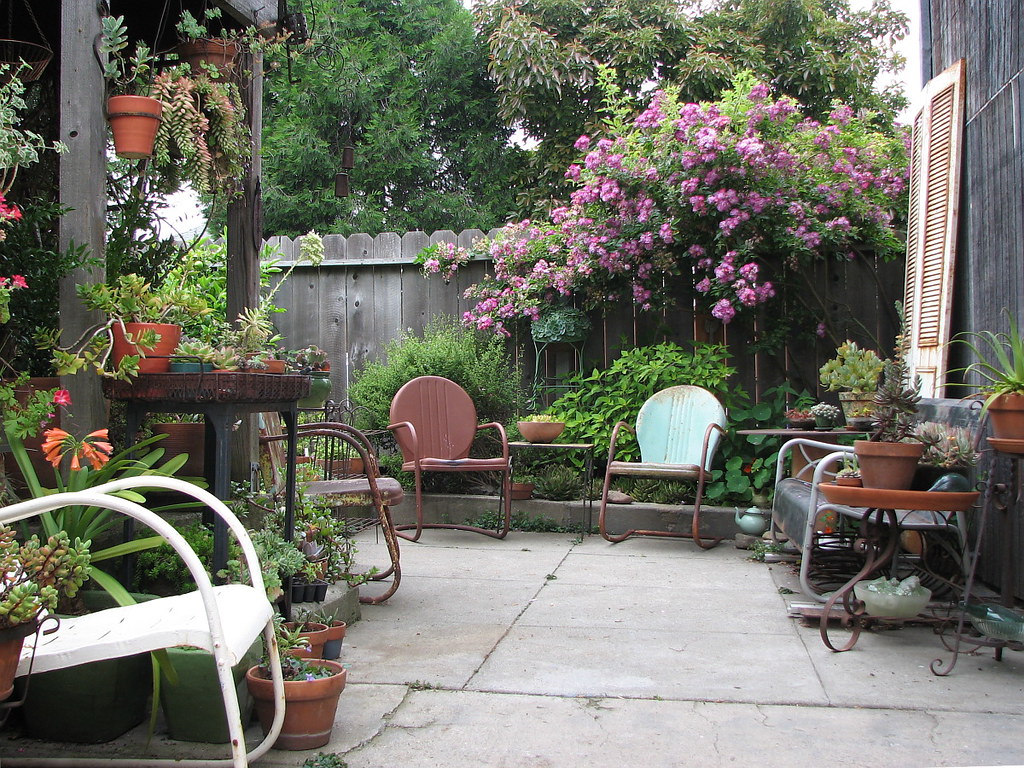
[461,539,580,690]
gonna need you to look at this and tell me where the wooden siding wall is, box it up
[928,0,1024,598]
[267,232,902,408]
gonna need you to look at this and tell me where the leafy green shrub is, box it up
[618,478,694,505]
[550,341,736,462]
[349,316,525,430]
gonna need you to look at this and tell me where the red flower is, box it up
[52,389,71,406]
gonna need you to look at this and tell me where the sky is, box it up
[159,0,924,240]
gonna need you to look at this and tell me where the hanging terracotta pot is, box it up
[853,440,925,490]
[246,660,347,750]
[107,95,163,159]
[174,39,241,80]
[111,322,181,374]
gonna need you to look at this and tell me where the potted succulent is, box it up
[531,304,591,344]
[809,402,842,430]
[912,422,978,491]
[99,15,162,159]
[170,339,218,372]
[853,320,924,490]
[784,407,815,430]
[245,618,348,750]
[293,345,333,408]
[819,340,885,422]
[0,526,91,701]
[951,309,1024,442]
[50,273,211,379]
[834,456,862,487]
[516,413,565,443]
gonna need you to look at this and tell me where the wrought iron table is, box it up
[509,440,595,532]
[104,373,310,575]
[813,483,979,652]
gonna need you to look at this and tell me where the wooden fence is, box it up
[266,230,904,407]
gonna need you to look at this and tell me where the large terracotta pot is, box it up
[246,660,347,750]
[111,322,182,374]
[107,95,163,159]
[854,439,925,490]
[987,393,1024,439]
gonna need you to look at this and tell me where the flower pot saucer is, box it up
[818,483,979,512]
[987,437,1024,455]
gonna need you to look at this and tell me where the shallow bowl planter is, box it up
[517,421,565,443]
[510,481,534,500]
[854,580,931,618]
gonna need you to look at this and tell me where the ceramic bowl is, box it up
[517,421,565,443]
[854,580,931,618]
[962,601,1024,642]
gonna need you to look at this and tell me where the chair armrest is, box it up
[476,421,509,460]
[387,420,418,460]
[774,437,856,485]
[701,422,727,470]
[606,421,635,463]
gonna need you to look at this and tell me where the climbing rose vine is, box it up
[420,73,909,336]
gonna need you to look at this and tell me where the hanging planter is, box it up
[0,1,52,83]
[173,38,242,81]
[106,95,163,160]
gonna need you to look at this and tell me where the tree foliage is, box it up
[260,0,527,237]
[474,0,909,212]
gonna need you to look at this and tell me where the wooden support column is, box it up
[58,1,106,433]
[227,51,264,483]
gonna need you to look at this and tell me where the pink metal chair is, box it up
[599,385,727,549]
[388,376,512,541]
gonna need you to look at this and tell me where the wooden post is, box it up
[57,1,106,434]
[226,50,263,482]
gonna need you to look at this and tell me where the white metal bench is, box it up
[0,476,285,768]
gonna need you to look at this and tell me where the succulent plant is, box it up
[0,526,91,630]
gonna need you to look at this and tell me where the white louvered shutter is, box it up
[903,59,966,398]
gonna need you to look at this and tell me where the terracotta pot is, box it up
[264,358,287,374]
[111,322,181,373]
[152,422,205,477]
[107,95,163,159]
[284,621,329,658]
[173,39,241,80]
[0,621,37,701]
[511,482,534,500]
[835,476,863,487]
[987,393,1024,439]
[321,621,347,660]
[246,660,347,750]
[854,439,925,490]
[517,421,565,443]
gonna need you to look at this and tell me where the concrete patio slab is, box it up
[4,528,1023,768]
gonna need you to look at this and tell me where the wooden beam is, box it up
[58,0,106,434]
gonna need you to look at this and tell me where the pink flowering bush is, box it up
[423,73,908,335]
[415,241,472,283]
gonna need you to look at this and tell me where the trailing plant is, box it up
[0,526,91,629]
[349,316,524,430]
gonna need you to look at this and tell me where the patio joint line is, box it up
[459,539,580,690]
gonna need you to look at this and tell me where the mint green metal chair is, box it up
[598,385,727,548]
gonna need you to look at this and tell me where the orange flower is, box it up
[41,427,112,471]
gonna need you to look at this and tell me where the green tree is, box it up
[474,0,908,212]
[260,0,526,237]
